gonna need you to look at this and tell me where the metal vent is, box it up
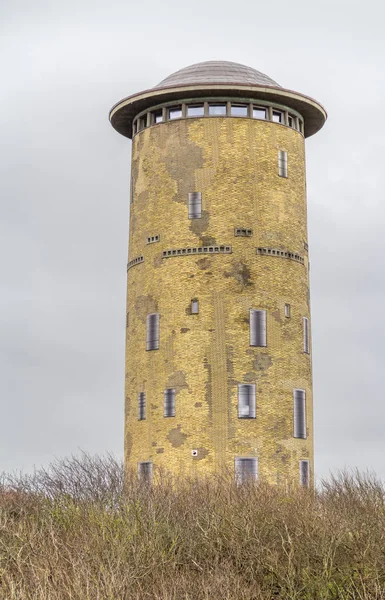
[235,457,258,484]
[250,309,267,347]
[300,460,310,487]
[138,461,153,482]
[188,192,202,219]
[164,388,176,417]
[278,150,288,178]
[294,389,306,439]
[235,228,253,237]
[146,313,160,351]
[138,392,146,420]
[238,384,256,418]
[303,317,310,354]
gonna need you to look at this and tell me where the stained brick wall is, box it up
[125,116,313,487]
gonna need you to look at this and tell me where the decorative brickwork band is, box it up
[127,256,144,271]
[256,247,304,265]
[162,245,232,258]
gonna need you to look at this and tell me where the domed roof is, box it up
[156,60,280,89]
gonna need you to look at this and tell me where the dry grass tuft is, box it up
[1,453,385,599]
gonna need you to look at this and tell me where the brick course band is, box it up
[127,256,144,271]
[256,247,304,265]
[162,245,232,258]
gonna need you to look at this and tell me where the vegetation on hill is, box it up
[1,453,384,599]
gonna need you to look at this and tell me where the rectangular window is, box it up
[238,384,256,418]
[191,299,199,314]
[294,389,306,439]
[138,461,152,482]
[252,106,266,120]
[250,309,267,347]
[153,110,163,124]
[285,304,291,318]
[187,104,204,117]
[300,460,310,487]
[138,392,146,420]
[278,150,288,178]
[164,388,176,417]
[208,104,226,116]
[303,317,310,354]
[188,192,202,219]
[235,457,258,484]
[272,110,283,123]
[231,104,248,117]
[146,313,160,351]
[168,106,182,120]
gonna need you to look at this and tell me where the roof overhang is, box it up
[109,83,327,139]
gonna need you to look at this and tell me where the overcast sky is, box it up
[1,0,385,482]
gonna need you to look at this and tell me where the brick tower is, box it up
[109,61,326,486]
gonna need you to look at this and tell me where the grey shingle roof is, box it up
[156,61,279,88]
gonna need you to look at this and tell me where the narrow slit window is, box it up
[253,106,266,120]
[235,457,258,484]
[146,313,160,351]
[130,177,134,204]
[294,389,306,439]
[187,104,204,117]
[231,104,248,117]
[138,392,146,420]
[191,299,199,314]
[303,317,310,354]
[278,150,288,178]
[285,304,291,318]
[208,104,226,116]
[250,309,267,347]
[164,388,176,417]
[188,192,202,219]
[300,460,310,487]
[138,461,152,482]
[238,384,256,418]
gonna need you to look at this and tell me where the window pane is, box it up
[208,104,226,116]
[288,115,294,127]
[153,111,163,123]
[169,107,182,120]
[231,104,248,117]
[187,105,204,117]
[191,299,199,314]
[252,107,266,120]
[272,111,282,123]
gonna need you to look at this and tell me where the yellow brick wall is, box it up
[125,116,313,487]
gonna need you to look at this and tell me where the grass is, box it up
[1,453,385,599]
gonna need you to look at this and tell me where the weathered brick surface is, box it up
[125,116,313,486]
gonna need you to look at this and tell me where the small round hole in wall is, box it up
[191,449,198,457]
